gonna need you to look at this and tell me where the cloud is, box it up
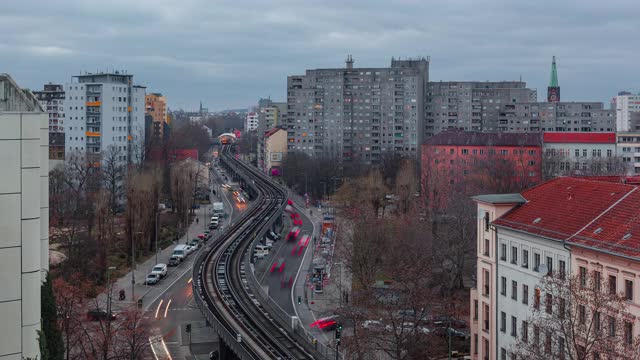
[0,0,638,110]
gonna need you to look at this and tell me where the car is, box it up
[362,319,383,329]
[189,238,202,248]
[151,263,167,278]
[209,224,217,230]
[431,327,467,339]
[185,245,195,255]
[310,316,339,331]
[145,273,161,285]
[86,309,116,321]
[430,316,467,329]
[168,256,181,266]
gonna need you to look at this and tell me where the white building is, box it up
[245,111,259,132]
[614,92,640,132]
[65,71,145,165]
[617,132,640,175]
[0,74,49,360]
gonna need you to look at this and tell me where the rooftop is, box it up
[423,130,542,147]
[472,194,526,205]
[543,132,616,144]
[0,73,44,112]
[492,177,640,259]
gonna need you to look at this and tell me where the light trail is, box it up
[163,299,172,318]
[154,299,164,319]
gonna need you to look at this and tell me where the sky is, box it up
[1,0,639,111]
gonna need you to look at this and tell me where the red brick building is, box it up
[421,131,542,209]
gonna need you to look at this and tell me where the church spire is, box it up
[547,56,560,102]
[549,56,559,87]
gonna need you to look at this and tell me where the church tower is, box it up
[547,56,560,102]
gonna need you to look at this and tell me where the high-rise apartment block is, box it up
[64,71,146,164]
[425,81,537,135]
[245,111,259,132]
[286,56,429,164]
[613,92,640,132]
[33,83,65,133]
[145,93,168,143]
[0,74,49,360]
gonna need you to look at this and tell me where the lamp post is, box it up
[155,210,160,265]
[106,266,116,316]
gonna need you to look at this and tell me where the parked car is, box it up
[145,273,161,285]
[151,264,167,278]
[189,238,201,249]
[431,327,467,339]
[86,309,116,321]
[168,256,181,267]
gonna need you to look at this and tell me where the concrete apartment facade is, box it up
[425,81,537,136]
[613,92,640,132]
[286,56,429,164]
[65,71,145,165]
[245,111,259,132]
[0,74,49,360]
[145,92,168,142]
[617,132,640,174]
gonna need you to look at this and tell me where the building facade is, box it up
[64,71,146,165]
[33,83,65,133]
[145,92,168,142]
[470,177,640,359]
[0,74,49,360]
[613,92,640,132]
[263,128,287,175]
[617,132,640,174]
[286,56,429,164]
[421,131,542,209]
[245,111,259,132]
[542,132,619,176]
[425,81,537,135]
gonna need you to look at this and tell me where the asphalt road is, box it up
[258,201,314,316]
[145,162,246,359]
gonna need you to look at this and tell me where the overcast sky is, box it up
[2,0,639,110]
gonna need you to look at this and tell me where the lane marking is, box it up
[154,299,164,319]
[145,265,193,311]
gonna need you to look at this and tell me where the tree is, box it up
[41,272,64,360]
[511,272,640,360]
[171,121,212,161]
[113,307,152,360]
[393,159,419,215]
[101,146,127,215]
[54,274,92,360]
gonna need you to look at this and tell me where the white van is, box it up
[172,245,189,261]
[254,244,269,259]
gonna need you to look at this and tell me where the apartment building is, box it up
[425,81,537,135]
[542,132,619,176]
[470,177,640,359]
[64,71,146,164]
[613,92,640,132]
[33,83,65,133]
[263,128,287,175]
[245,111,259,132]
[0,74,49,360]
[145,92,168,143]
[618,132,640,174]
[286,56,429,164]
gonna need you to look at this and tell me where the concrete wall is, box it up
[0,110,48,360]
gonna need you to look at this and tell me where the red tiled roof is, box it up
[493,177,637,244]
[265,127,283,137]
[543,132,616,144]
[423,130,541,147]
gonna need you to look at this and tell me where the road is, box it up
[144,160,247,359]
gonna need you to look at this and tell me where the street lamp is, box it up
[155,210,160,265]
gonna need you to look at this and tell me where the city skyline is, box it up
[2,0,639,110]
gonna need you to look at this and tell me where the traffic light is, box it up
[297,296,302,305]
[335,324,342,339]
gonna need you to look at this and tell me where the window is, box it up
[559,260,566,279]
[625,279,633,301]
[533,325,540,346]
[511,316,517,337]
[594,311,601,333]
[559,297,566,319]
[545,294,553,314]
[483,270,490,296]
[484,212,490,232]
[522,320,529,342]
[474,334,478,354]
[545,331,551,354]
[608,316,616,337]
[523,285,529,305]
[580,267,587,288]
[522,249,529,268]
[484,339,489,359]
[484,304,490,331]
[500,243,507,261]
[558,336,565,360]
[546,256,553,275]
[534,288,540,309]
[511,246,518,265]
[474,300,478,319]
[579,305,586,325]
[512,281,518,301]
[501,348,506,360]
[534,253,541,272]
[500,311,506,332]
[484,239,490,256]
[609,275,617,295]
[624,322,633,345]
[501,276,507,296]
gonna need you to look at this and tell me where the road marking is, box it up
[154,299,164,319]
[163,299,172,318]
[145,265,193,311]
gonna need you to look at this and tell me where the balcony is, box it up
[86,101,102,107]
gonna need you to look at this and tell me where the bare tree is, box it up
[101,145,127,215]
[393,159,419,215]
[511,272,640,360]
[170,161,196,231]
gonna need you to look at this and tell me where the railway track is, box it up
[193,145,317,360]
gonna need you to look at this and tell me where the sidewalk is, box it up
[96,205,212,310]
